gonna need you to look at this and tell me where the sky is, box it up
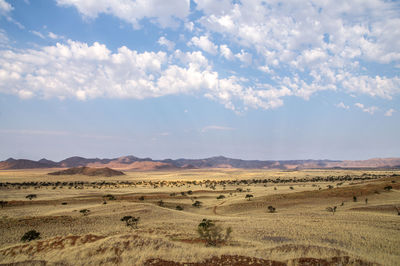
[0,0,399,161]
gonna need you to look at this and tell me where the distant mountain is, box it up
[48,167,124,177]
[0,155,399,170]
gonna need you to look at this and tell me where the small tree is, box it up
[365,198,368,204]
[217,195,225,200]
[121,216,140,229]
[268,205,276,213]
[326,206,337,215]
[353,196,357,202]
[0,200,7,208]
[26,194,37,200]
[193,201,202,208]
[395,206,400,216]
[138,196,145,201]
[197,218,232,246]
[245,194,253,201]
[176,205,184,211]
[79,209,90,216]
[384,186,393,191]
[21,230,40,242]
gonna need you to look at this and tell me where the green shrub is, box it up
[197,218,232,246]
[21,230,40,242]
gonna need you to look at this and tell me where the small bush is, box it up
[268,205,276,213]
[122,216,139,229]
[21,230,40,242]
[197,218,232,246]
[0,200,8,208]
[26,194,37,200]
[176,205,184,210]
[289,186,294,190]
[353,196,357,202]
[61,202,68,205]
[384,186,393,191]
[187,190,193,195]
[104,194,116,200]
[326,206,337,215]
[138,196,145,201]
[157,200,164,207]
[217,195,225,200]
[192,201,202,208]
[79,209,90,216]
[245,194,253,201]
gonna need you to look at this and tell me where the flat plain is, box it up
[0,168,399,265]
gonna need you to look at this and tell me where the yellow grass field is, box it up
[0,169,399,265]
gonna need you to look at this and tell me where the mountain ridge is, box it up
[0,155,399,170]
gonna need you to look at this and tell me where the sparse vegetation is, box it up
[26,194,37,200]
[192,201,202,208]
[176,205,183,210]
[79,209,90,216]
[104,194,116,200]
[138,196,145,201]
[245,194,253,201]
[268,205,276,213]
[197,218,232,246]
[121,216,140,229]
[326,206,337,215]
[384,185,393,191]
[353,196,357,202]
[0,200,7,208]
[21,230,40,242]
[217,195,225,199]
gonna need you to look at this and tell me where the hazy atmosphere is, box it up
[1,0,399,161]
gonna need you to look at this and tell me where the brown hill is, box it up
[0,158,58,170]
[48,167,125,177]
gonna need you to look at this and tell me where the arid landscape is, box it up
[0,164,399,265]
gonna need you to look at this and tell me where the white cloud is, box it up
[335,102,349,109]
[157,36,175,51]
[0,0,12,17]
[384,108,395,117]
[354,103,378,114]
[235,49,252,66]
[219,44,233,60]
[56,0,190,28]
[0,40,291,111]
[31,30,45,39]
[188,35,218,55]
[201,125,234,133]
[48,32,63,40]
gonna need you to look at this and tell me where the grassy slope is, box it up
[0,169,399,265]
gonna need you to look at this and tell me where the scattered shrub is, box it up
[245,194,253,201]
[267,205,276,213]
[21,230,40,242]
[121,216,140,229]
[217,195,225,200]
[176,205,184,211]
[326,206,337,215]
[26,194,37,200]
[289,186,294,190]
[0,200,7,208]
[187,190,193,195]
[353,196,357,202]
[138,196,145,201]
[104,194,116,200]
[384,186,393,191]
[61,202,68,205]
[197,218,232,246]
[79,209,90,216]
[157,200,164,207]
[192,201,202,208]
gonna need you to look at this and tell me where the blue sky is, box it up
[0,0,399,161]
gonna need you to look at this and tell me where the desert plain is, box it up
[0,168,399,265]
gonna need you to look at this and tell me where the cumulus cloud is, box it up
[0,40,291,111]
[219,44,233,60]
[157,36,175,51]
[56,0,190,28]
[384,108,395,117]
[188,35,218,55]
[0,0,12,17]
[335,102,349,109]
[354,103,378,114]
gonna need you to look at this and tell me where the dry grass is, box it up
[0,169,399,265]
